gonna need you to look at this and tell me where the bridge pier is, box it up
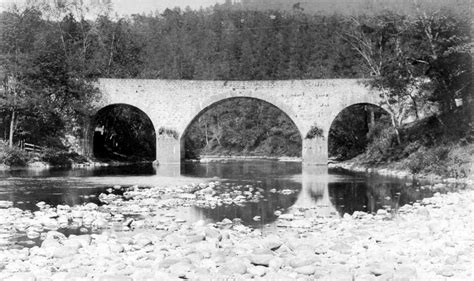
[302,137,328,165]
[154,135,181,165]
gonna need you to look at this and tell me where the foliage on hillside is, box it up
[0,2,471,165]
[218,0,470,16]
[353,110,473,178]
[0,6,100,152]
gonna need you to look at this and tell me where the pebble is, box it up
[294,265,316,275]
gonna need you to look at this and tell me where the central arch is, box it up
[179,96,303,161]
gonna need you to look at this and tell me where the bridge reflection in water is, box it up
[289,165,339,218]
[153,162,345,226]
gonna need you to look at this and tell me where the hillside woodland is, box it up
[0,1,471,177]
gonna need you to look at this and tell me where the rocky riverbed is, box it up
[0,181,473,280]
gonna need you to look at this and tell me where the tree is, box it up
[1,3,103,150]
[0,8,43,147]
[346,13,417,144]
[344,9,471,147]
[411,9,471,113]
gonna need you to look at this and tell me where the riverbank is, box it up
[196,155,301,163]
[329,161,474,185]
[333,111,474,183]
[0,158,154,171]
[330,155,474,185]
[0,179,472,280]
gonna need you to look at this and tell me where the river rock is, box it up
[204,227,222,241]
[289,255,318,268]
[52,245,78,258]
[250,254,273,266]
[129,269,155,280]
[97,274,133,281]
[169,262,194,278]
[261,235,283,251]
[436,266,455,277]
[158,258,181,269]
[247,265,267,277]
[368,262,394,276]
[134,236,153,248]
[41,231,66,248]
[289,219,312,228]
[294,265,316,275]
[68,235,91,248]
[221,259,247,275]
[185,234,205,243]
[268,257,283,269]
[393,265,417,280]
[324,270,354,281]
[330,242,352,254]
[0,201,13,208]
[3,272,36,281]
[278,214,294,220]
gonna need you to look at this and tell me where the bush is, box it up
[363,126,398,163]
[41,149,73,166]
[0,144,30,167]
[406,146,450,175]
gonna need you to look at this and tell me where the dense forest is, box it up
[0,0,472,173]
[219,0,470,16]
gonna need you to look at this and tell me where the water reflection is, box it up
[0,161,463,225]
[289,166,339,217]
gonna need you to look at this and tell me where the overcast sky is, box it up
[112,0,225,15]
[0,0,226,14]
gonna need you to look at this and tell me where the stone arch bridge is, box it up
[92,78,383,165]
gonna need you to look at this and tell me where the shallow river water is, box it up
[1,161,464,227]
[0,161,469,249]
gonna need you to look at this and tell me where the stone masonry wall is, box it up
[96,79,383,164]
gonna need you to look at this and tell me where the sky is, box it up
[112,0,225,15]
[0,0,227,15]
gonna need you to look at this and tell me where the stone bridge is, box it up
[94,78,383,165]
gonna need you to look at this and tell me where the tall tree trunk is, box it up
[410,94,419,120]
[389,113,401,145]
[370,108,375,128]
[9,110,15,148]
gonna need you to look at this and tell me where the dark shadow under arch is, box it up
[328,103,390,160]
[92,103,156,161]
[181,97,303,160]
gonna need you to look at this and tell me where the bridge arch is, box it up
[328,102,390,160]
[179,96,304,160]
[176,91,305,136]
[90,103,156,161]
[328,102,389,128]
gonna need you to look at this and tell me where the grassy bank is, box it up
[0,141,90,168]
[345,110,473,179]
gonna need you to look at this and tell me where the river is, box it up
[1,161,463,228]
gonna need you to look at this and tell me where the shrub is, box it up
[406,146,450,175]
[363,126,398,163]
[41,149,72,166]
[0,145,30,167]
[305,125,323,139]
